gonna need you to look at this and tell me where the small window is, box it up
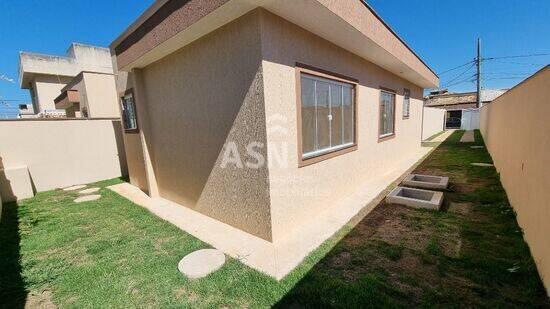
[379,90,396,138]
[121,91,138,132]
[403,88,410,118]
[300,73,355,161]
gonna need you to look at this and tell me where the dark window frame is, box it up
[403,88,411,119]
[378,87,396,142]
[295,63,359,168]
[120,88,139,133]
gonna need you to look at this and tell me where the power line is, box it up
[437,60,475,75]
[489,60,548,66]
[484,52,550,61]
[442,74,476,88]
[440,64,476,87]
[484,77,530,81]
[484,72,533,76]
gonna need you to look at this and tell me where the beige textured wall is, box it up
[111,55,149,192]
[480,67,550,294]
[33,75,72,112]
[82,73,120,118]
[0,119,127,193]
[138,10,273,240]
[122,133,148,192]
[422,107,445,140]
[260,11,425,242]
[0,166,34,202]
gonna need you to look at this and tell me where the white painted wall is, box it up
[422,107,445,140]
[461,108,480,130]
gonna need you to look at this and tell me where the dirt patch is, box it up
[25,290,56,309]
[450,183,478,193]
[175,287,197,302]
[448,202,473,215]
[320,191,485,306]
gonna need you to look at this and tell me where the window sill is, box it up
[124,128,139,134]
[402,115,410,120]
[299,144,357,168]
[378,133,395,143]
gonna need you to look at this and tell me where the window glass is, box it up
[301,77,316,154]
[403,88,410,118]
[316,81,331,150]
[343,87,354,144]
[330,84,343,146]
[301,73,355,159]
[122,93,138,131]
[380,91,395,137]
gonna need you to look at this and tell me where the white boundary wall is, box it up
[422,107,445,140]
[461,108,480,130]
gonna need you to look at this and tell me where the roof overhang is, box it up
[54,90,80,109]
[111,0,439,88]
[18,52,79,89]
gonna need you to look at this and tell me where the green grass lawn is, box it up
[1,130,549,308]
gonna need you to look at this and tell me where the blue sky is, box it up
[1,0,549,118]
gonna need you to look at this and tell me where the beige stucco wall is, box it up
[136,10,273,240]
[82,73,120,118]
[480,67,550,295]
[33,75,72,112]
[422,107,445,140]
[0,166,34,202]
[111,56,149,193]
[63,73,120,118]
[259,11,425,242]
[0,119,127,196]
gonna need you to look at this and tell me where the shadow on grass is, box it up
[274,130,549,308]
[0,201,27,308]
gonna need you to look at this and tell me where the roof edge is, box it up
[359,1,437,78]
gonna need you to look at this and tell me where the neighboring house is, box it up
[19,43,119,118]
[17,103,36,118]
[54,72,120,118]
[110,0,438,278]
[424,89,507,129]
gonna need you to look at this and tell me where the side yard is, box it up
[1,130,548,308]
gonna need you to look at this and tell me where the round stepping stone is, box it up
[63,185,86,191]
[74,194,101,203]
[178,249,225,279]
[471,163,494,167]
[79,188,100,195]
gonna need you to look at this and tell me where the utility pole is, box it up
[476,38,482,108]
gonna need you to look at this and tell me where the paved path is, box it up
[460,130,475,143]
[431,130,455,143]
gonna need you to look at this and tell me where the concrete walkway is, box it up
[430,130,455,143]
[460,130,475,143]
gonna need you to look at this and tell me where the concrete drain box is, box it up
[386,187,443,210]
[402,174,449,190]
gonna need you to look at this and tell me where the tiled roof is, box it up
[424,89,507,107]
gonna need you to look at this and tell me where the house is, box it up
[424,89,507,129]
[17,103,36,118]
[54,71,120,118]
[19,43,119,118]
[110,0,438,278]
